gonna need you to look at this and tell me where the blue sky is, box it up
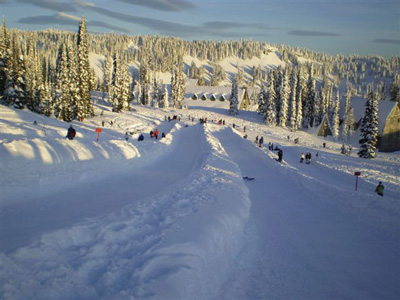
[1,0,399,57]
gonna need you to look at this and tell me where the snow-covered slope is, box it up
[1,103,399,299]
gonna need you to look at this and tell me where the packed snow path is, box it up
[2,124,206,253]
[211,125,399,299]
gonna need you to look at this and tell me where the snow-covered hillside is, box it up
[1,101,399,299]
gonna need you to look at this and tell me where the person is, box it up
[323,142,326,148]
[278,149,283,162]
[161,132,166,139]
[347,145,352,155]
[300,152,305,163]
[243,134,248,139]
[125,132,129,141]
[138,133,144,141]
[66,125,76,140]
[255,136,259,143]
[150,130,154,138]
[155,129,159,139]
[259,136,264,147]
[102,120,105,127]
[341,144,346,154]
[244,126,246,133]
[375,182,384,197]
[306,152,311,164]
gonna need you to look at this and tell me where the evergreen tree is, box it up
[67,44,79,120]
[170,63,185,109]
[295,69,304,129]
[162,84,169,108]
[0,18,10,98]
[120,64,132,111]
[76,15,94,119]
[102,55,112,100]
[257,84,266,115]
[279,68,290,127]
[3,38,29,109]
[342,85,354,141]
[332,90,340,139]
[264,74,277,126]
[304,65,316,127]
[197,65,206,86]
[54,44,73,122]
[229,79,239,115]
[358,86,379,158]
[289,68,298,130]
[274,67,282,122]
[390,73,400,102]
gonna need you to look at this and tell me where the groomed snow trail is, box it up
[2,124,206,253]
[211,125,399,299]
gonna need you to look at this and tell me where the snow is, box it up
[1,100,399,299]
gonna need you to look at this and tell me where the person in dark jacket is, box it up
[375,182,384,197]
[278,149,283,162]
[66,125,76,140]
[258,136,264,147]
[138,133,144,141]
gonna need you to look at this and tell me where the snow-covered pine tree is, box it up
[289,68,298,130]
[304,65,316,127]
[162,84,169,108]
[257,83,266,115]
[332,90,340,139]
[390,73,400,102]
[25,37,37,112]
[235,67,244,88]
[197,65,206,86]
[120,64,132,111]
[76,16,94,119]
[54,44,73,122]
[279,68,290,127]
[295,68,304,129]
[229,79,239,115]
[67,44,79,120]
[274,67,282,123]
[30,57,46,114]
[170,62,185,109]
[4,38,29,109]
[341,85,354,141]
[42,82,53,117]
[102,55,112,100]
[264,74,277,126]
[0,18,10,98]
[358,85,379,158]
[189,61,197,79]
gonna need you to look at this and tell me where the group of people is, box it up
[166,115,180,122]
[300,152,312,164]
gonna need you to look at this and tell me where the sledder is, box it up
[66,125,76,140]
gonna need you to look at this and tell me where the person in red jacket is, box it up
[155,129,159,139]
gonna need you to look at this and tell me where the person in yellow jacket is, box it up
[375,182,384,197]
